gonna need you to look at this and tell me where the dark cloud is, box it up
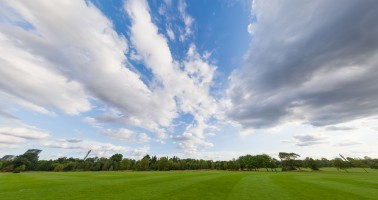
[227,0,378,129]
[64,138,83,143]
[325,126,355,131]
[283,134,326,146]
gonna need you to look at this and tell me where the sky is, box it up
[1,0,378,160]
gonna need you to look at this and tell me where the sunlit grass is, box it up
[1,169,377,200]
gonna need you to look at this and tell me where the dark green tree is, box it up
[110,153,123,170]
[137,155,151,171]
[303,157,319,170]
[157,157,169,171]
[333,158,349,172]
[278,152,300,171]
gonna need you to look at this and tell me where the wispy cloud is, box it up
[177,0,194,41]
[42,139,128,158]
[335,141,361,146]
[101,128,151,144]
[283,133,327,146]
[0,125,50,149]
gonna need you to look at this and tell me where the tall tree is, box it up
[13,152,39,170]
[137,155,151,171]
[333,158,350,172]
[279,152,300,171]
[157,157,169,171]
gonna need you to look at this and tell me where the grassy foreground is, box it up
[1,168,378,200]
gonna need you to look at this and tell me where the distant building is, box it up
[0,155,16,161]
[24,149,42,155]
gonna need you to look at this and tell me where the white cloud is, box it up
[166,26,175,41]
[138,133,151,143]
[172,132,214,154]
[124,0,218,154]
[336,141,361,146]
[0,126,49,139]
[101,128,151,144]
[129,146,150,159]
[1,0,220,156]
[177,0,193,41]
[0,0,189,141]
[83,117,102,129]
[0,134,25,144]
[0,0,159,124]
[42,139,128,158]
[0,31,90,115]
[0,126,50,148]
[247,23,255,34]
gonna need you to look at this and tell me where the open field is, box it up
[1,168,378,200]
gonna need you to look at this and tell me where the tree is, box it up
[91,162,102,171]
[137,155,150,171]
[348,158,369,173]
[53,164,64,172]
[157,157,169,171]
[36,160,54,171]
[238,155,255,170]
[64,162,77,171]
[303,157,319,170]
[333,158,349,172]
[13,157,31,170]
[319,158,332,167]
[12,152,39,170]
[258,154,277,171]
[110,154,123,170]
[110,154,123,163]
[279,152,300,171]
[226,159,239,171]
[13,165,26,173]
[150,156,158,170]
[100,158,112,171]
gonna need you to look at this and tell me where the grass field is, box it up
[1,168,378,200]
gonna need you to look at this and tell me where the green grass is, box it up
[1,168,378,200]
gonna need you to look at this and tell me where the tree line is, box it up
[1,151,377,173]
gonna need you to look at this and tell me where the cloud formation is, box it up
[227,0,378,129]
[0,0,219,154]
[125,0,218,153]
[102,128,151,143]
[42,139,128,158]
[177,0,194,41]
[0,125,49,148]
[283,133,326,146]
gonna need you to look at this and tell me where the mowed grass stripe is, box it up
[0,171,228,200]
[270,172,377,200]
[1,170,378,200]
[294,173,378,199]
[227,172,293,200]
[93,171,229,199]
[152,172,246,200]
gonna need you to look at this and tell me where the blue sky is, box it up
[1,0,378,160]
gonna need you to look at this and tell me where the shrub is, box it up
[13,165,26,173]
[2,164,14,172]
[53,164,64,172]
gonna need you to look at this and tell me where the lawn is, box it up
[1,168,377,200]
